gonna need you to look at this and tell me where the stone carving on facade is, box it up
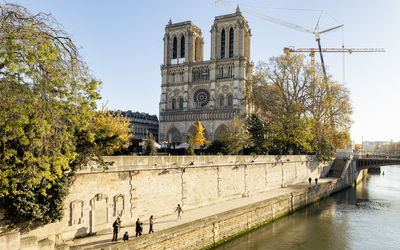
[192,66,210,83]
[70,200,84,226]
[90,193,109,231]
[114,194,125,216]
[169,69,184,84]
[161,110,239,122]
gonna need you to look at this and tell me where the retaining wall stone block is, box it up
[38,238,54,250]
[20,236,38,250]
[54,243,70,250]
[0,231,20,250]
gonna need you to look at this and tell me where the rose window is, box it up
[193,89,210,107]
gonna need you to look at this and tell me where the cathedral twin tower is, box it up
[159,7,253,147]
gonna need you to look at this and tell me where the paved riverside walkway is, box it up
[67,177,337,250]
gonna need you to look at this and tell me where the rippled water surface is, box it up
[214,166,400,250]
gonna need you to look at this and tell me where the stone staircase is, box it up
[328,158,348,178]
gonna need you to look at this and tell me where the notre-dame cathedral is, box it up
[159,7,253,147]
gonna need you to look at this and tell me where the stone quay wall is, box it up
[102,177,353,250]
[0,155,329,248]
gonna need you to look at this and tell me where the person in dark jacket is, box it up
[175,204,184,221]
[135,218,143,237]
[112,219,119,241]
[123,231,129,241]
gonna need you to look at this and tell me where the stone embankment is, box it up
[0,155,365,249]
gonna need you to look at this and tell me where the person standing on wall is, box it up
[175,204,184,221]
[136,218,143,237]
[112,219,119,242]
[149,215,155,234]
[315,178,318,185]
[309,177,312,185]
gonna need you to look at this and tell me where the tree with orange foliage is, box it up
[90,103,131,154]
[73,103,131,170]
[193,122,209,148]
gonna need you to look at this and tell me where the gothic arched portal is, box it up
[214,124,228,139]
[166,126,182,147]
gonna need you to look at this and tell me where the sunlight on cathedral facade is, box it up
[159,7,253,147]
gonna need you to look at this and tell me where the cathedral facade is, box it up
[159,8,253,147]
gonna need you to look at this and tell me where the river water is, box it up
[214,165,400,250]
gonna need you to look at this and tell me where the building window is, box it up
[173,37,177,59]
[180,35,185,58]
[220,96,224,106]
[221,29,225,59]
[179,98,184,109]
[228,95,233,106]
[172,99,176,109]
[229,28,234,57]
[193,89,210,107]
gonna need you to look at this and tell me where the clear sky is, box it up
[6,0,400,144]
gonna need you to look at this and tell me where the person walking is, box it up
[112,219,119,242]
[175,204,183,221]
[123,231,129,242]
[308,177,312,185]
[315,178,318,185]
[135,218,143,237]
[149,215,154,234]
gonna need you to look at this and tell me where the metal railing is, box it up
[353,154,400,160]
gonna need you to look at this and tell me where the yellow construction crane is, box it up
[216,0,343,77]
[284,47,386,65]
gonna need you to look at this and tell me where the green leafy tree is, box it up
[220,116,253,155]
[0,4,102,228]
[308,80,353,149]
[314,136,335,163]
[186,134,195,155]
[204,139,230,155]
[243,114,268,155]
[245,52,352,154]
[268,115,315,155]
[144,133,157,156]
